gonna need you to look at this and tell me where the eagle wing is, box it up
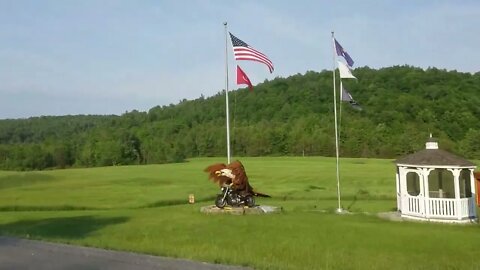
[204,163,231,187]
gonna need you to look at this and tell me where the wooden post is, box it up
[189,194,195,204]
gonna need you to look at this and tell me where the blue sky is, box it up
[0,0,478,119]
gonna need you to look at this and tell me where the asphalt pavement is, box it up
[0,236,253,270]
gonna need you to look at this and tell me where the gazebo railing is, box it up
[403,196,422,217]
[403,196,476,220]
[427,198,456,217]
[427,197,475,218]
[459,197,476,218]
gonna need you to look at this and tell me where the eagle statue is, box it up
[204,160,270,197]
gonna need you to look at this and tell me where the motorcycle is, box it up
[215,184,255,208]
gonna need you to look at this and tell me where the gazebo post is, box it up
[419,169,425,216]
[469,169,476,217]
[452,169,461,220]
[422,168,431,219]
[399,168,408,214]
[395,169,401,212]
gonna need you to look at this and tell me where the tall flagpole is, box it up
[339,80,343,142]
[224,22,231,164]
[331,31,342,213]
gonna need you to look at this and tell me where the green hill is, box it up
[0,66,479,170]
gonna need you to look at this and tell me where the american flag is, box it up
[229,32,274,73]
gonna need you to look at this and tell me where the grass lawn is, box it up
[0,157,479,269]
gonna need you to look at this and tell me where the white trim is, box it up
[396,164,476,169]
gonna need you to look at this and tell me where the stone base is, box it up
[200,205,282,215]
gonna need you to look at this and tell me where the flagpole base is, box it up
[335,208,351,215]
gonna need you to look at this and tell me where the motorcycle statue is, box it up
[215,183,255,208]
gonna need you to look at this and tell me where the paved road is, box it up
[0,237,252,270]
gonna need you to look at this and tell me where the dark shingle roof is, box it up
[395,149,475,167]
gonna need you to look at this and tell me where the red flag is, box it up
[236,65,253,91]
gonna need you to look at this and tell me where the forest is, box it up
[0,65,479,171]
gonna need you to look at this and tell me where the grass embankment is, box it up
[0,157,479,270]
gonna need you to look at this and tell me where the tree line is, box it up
[0,66,479,170]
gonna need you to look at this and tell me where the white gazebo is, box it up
[395,137,477,223]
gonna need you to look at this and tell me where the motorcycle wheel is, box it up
[245,196,255,207]
[215,195,227,208]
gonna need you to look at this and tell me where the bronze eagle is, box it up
[204,160,270,197]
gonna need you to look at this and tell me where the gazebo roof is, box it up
[395,148,476,167]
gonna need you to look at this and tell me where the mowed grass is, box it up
[0,157,479,270]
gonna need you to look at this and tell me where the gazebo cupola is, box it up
[395,136,477,223]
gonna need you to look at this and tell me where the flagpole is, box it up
[331,31,342,213]
[339,80,343,143]
[224,22,231,164]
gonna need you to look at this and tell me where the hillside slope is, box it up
[0,66,479,170]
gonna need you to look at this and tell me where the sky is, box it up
[0,0,479,119]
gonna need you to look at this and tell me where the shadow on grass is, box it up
[0,215,129,239]
[0,173,56,190]
[0,205,105,212]
[139,195,216,209]
[304,185,326,192]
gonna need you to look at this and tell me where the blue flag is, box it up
[334,39,354,67]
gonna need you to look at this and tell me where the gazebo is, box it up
[395,137,477,223]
